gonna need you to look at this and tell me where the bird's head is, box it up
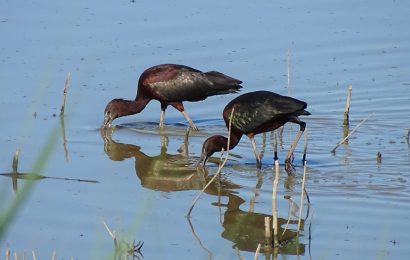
[197,135,228,168]
[102,99,125,128]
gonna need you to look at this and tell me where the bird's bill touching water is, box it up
[196,151,209,169]
[102,111,113,128]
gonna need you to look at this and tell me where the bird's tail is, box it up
[205,71,242,94]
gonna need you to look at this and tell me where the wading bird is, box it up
[102,64,242,130]
[198,90,310,173]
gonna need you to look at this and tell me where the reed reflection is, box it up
[223,191,305,256]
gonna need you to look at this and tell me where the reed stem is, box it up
[343,85,352,125]
[60,72,71,116]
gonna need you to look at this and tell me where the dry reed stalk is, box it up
[52,251,56,260]
[281,199,294,238]
[60,72,71,116]
[60,116,69,162]
[103,220,118,248]
[234,246,244,260]
[6,248,10,260]
[343,85,353,125]
[287,49,291,96]
[272,160,279,247]
[32,251,37,260]
[254,243,262,260]
[297,161,308,233]
[264,216,271,239]
[331,113,374,153]
[186,109,235,217]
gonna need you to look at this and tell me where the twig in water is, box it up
[186,217,212,258]
[187,109,235,217]
[281,198,298,238]
[331,113,374,153]
[60,72,71,116]
[254,243,262,260]
[343,85,353,126]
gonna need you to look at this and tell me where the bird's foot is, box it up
[285,159,296,176]
[189,125,199,131]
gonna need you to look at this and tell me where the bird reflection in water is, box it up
[101,128,307,257]
[221,193,305,255]
[100,127,206,192]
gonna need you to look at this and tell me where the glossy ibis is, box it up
[198,90,310,172]
[102,64,242,130]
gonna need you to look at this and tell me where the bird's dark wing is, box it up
[224,91,307,134]
[149,68,217,101]
[142,65,241,102]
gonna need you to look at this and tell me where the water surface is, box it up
[1,0,410,259]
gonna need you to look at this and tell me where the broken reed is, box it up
[5,249,58,260]
[344,85,352,125]
[331,113,374,153]
[60,72,71,116]
[12,149,19,173]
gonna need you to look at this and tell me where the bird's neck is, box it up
[225,131,242,151]
[123,97,150,115]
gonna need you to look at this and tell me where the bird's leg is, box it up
[170,102,199,131]
[285,131,303,172]
[178,111,197,131]
[285,117,306,175]
[250,136,262,169]
[159,110,165,127]
[159,104,167,128]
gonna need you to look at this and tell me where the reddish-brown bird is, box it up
[102,64,242,130]
[198,90,310,171]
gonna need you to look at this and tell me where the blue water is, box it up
[1,0,410,259]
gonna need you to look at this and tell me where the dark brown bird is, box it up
[198,90,310,171]
[102,64,242,130]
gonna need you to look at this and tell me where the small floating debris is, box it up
[376,152,382,164]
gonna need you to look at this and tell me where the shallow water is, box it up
[1,0,410,259]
